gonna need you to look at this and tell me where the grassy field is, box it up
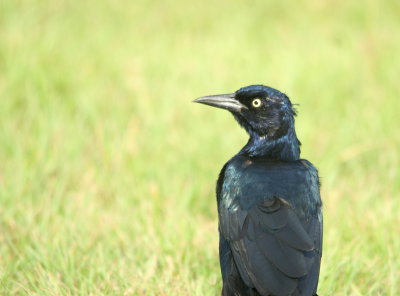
[1,0,399,295]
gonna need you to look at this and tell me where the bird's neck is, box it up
[240,127,300,161]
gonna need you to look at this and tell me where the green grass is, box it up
[1,0,399,295]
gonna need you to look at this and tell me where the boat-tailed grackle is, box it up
[194,85,322,296]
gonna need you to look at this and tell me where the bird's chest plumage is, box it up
[219,156,320,219]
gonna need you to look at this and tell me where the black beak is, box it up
[193,93,247,113]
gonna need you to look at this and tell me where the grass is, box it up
[0,0,399,295]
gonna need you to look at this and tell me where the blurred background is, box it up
[1,0,399,295]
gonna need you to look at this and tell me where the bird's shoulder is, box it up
[217,155,321,217]
[225,154,319,179]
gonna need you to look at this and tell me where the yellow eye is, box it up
[252,98,262,108]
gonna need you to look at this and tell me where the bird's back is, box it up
[217,155,322,296]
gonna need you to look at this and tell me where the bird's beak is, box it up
[193,93,247,113]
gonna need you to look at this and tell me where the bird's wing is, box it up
[219,197,321,296]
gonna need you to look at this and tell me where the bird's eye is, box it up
[252,98,262,108]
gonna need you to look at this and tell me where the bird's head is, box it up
[194,85,297,140]
[194,84,301,159]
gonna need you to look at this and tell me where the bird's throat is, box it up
[240,128,300,161]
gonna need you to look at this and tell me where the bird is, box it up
[193,85,322,296]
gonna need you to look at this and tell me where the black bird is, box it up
[194,85,322,296]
